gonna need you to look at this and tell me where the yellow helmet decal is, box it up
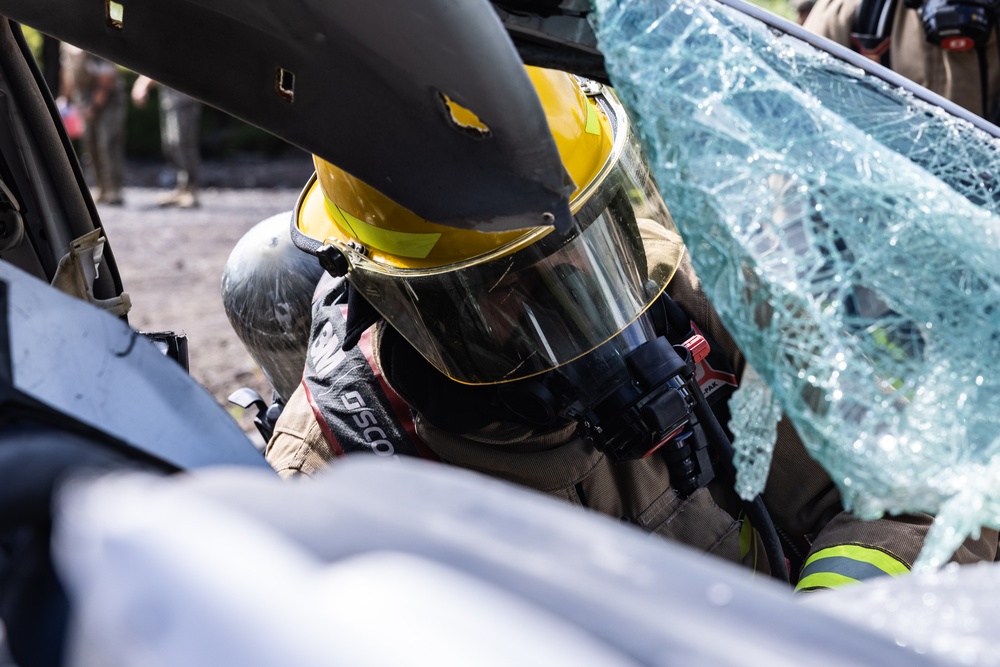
[324,197,441,260]
[300,166,534,269]
[526,67,612,202]
[585,102,602,136]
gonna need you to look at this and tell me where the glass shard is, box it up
[592,0,1000,568]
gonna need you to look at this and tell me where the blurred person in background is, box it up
[132,75,202,208]
[58,43,126,205]
[804,0,1000,121]
[797,0,815,23]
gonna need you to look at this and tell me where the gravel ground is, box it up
[96,165,313,445]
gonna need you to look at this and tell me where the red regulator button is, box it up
[682,334,711,364]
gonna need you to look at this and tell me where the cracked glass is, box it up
[592,0,1000,570]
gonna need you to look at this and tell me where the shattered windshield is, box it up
[592,0,1000,570]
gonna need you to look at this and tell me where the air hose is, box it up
[690,385,790,584]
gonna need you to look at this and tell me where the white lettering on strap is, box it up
[310,321,347,378]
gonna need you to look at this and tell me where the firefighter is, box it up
[225,66,998,589]
[805,0,1000,121]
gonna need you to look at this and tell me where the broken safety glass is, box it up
[592,0,1000,570]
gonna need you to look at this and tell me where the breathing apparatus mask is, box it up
[494,291,720,495]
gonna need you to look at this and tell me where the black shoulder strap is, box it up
[850,0,899,68]
[302,274,433,460]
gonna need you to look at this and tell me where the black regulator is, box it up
[572,334,716,496]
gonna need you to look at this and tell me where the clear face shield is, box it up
[340,121,687,387]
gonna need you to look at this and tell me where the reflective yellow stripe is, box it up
[795,572,858,592]
[737,514,760,573]
[795,545,910,592]
[325,197,441,259]
[739,515,751,559]
[804,545,910,576]
[585,100,601,136]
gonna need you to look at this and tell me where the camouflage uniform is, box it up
[158,86,201,206]
[60,44,126,205]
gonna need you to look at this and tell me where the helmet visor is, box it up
[344,133,686,385]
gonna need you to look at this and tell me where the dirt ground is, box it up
[96,156,315,446]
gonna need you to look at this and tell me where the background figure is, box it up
[59,43,126,205]
[804,0,1000,121]
[132,75,202,208]
[796,0,814,23]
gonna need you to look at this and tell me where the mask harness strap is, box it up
[299,274,429,459]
